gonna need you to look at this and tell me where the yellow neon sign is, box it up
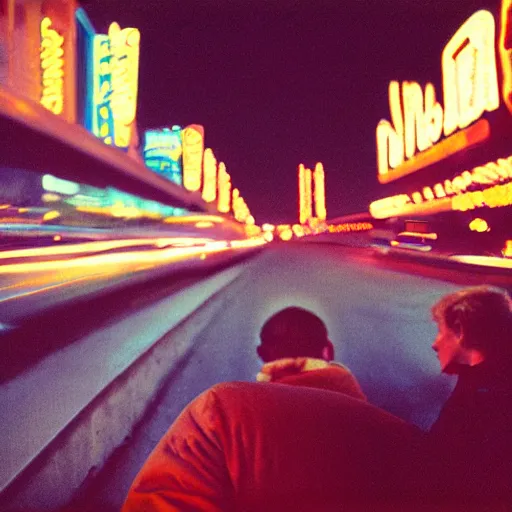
[40,17,65,115]
[217,162,231,213]
[182,125,204,192]
[108,22,140,148]
[313,162,326,221]
[370,154,512,219]
[231,187,251,223]
[202,148,217,202]
[304,167,313,224]
[328,222,373,233]
[376,10,499,184]
[442,10,499,137]
[298,164,307,224]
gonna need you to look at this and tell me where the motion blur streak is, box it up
[0,237,219,261]
[0,236,266,275]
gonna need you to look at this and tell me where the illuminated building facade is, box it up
[0,0,77,122]
[370,1,512,256]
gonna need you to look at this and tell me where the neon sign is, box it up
[143,128,183,185]
[108,22,140,149]
[377,10,499,184]
[232,189,250,223]
[92,35,114,144]
[313,162,326,221]
[328,222,373,233]
[305,167,312,222]
[298,164,313,224]
[499,0,512,115]
[370,154,512,218]
[182,125,205,192]
[40,17,65,115]
[202,148,217,202]
[217,162,231,213]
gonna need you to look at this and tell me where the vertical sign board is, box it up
[91,35,115,145]
[304,167,313,223]
[202,148,217,202]
[182,124,205,192]
[143,128,183,186]
[108,22,140,151]
[39,16,65,116]
[40,1,76,122]
[313,162,327,221]
[217,162,232,213]
[298,164,306,224]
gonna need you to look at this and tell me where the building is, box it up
[370,0,512,257]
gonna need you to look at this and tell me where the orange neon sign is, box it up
[376,10,499,184]
[40,17,65,115]
[328,222,373,233]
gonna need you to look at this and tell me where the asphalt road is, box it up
[68,241,500,511]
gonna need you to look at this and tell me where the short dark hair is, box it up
[431,286,512,357]
[259,307,329,359]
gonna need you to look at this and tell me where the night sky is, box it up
[82,0,500,224]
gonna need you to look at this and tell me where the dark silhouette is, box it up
[429,286,512,509]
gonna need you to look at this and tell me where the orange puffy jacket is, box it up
[123,382,444,512]
[256,358,367,400]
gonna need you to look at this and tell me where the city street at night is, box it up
[3,0,512,509]
[64,240,501,511]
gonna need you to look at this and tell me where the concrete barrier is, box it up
[0,263,246,511]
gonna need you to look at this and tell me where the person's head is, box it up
[257,307,334,362]
[431,286,512,373]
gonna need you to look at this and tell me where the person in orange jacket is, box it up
[256,306,366,400]
[122,305,462,511]
[122,381,439,512]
